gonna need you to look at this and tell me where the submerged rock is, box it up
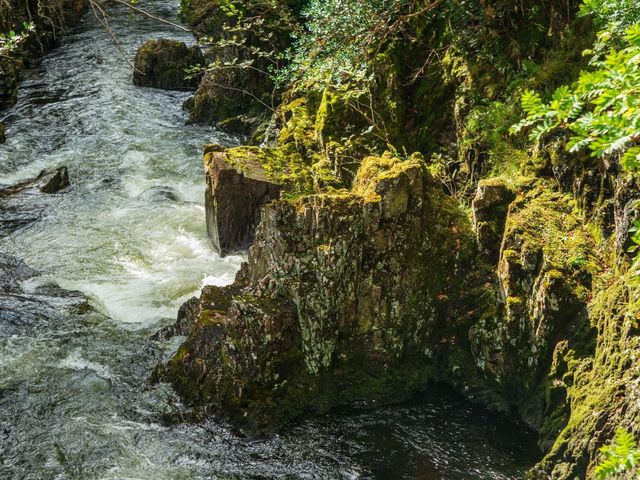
[154,152,478,430]
[204,144,281,256]
[133,39,204,91]
[137,186,180,203]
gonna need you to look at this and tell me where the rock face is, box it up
[472,179,515,263]
[470,182,599,449]
[204,145,281,255]
[133,39,204,91]
[155,153,478,430]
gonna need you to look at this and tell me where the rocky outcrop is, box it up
[472,179,515,263]
[0,0,87,110]
[204,145,281,255]
[155,152,478,430]
[133,39,204,91]
[470,182,599,450]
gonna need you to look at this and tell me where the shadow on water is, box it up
[0,1,541,478]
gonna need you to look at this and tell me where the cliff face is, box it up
[155,151,483,430]
[150,0,640,478]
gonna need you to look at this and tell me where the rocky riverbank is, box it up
[0,0,87,140]
[107,0,640,478]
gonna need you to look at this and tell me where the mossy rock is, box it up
[133,39,204,91]
[155,152,480,431]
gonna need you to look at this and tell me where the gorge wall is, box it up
[134,0,640,478]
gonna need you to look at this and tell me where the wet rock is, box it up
[0,251,91,336]
[472,179,515,263]
[133,39,204,91]
[0,167,70,197]
[155,152,478,430]
[0,253,38,291]
[138,186,180,203]
[204,144,281,255]
[38,166,70,193]
[0,123,6,144]
[0,167,70,237]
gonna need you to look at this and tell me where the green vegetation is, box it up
[512,25,640,169]
[595,429,640,478]
[0,22,34,57]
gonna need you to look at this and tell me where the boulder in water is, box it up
[133,39,204,91]
[0,167,70,198]
[38,166,70,193]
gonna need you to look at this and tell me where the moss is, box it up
[537,266,640,478]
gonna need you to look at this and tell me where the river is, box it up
[0,1,539,478]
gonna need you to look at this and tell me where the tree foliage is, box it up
[0,22,34,57]
[279,0,413,87]
[512,24,640,169]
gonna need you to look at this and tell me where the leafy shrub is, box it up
[0,22,34,57]
[278,0,413,88]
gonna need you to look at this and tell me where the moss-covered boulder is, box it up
[154,152,478,430]
[133,39,204,91]
[204,145,281,255]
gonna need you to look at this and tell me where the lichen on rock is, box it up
[155,152,478,430]
[470,181,600,450]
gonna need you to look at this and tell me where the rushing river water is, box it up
[0,2,539,478]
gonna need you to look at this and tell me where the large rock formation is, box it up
[133,39,204,91]
[470,181,599,451]
[155,152,479,430]
[204,145,281,255]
